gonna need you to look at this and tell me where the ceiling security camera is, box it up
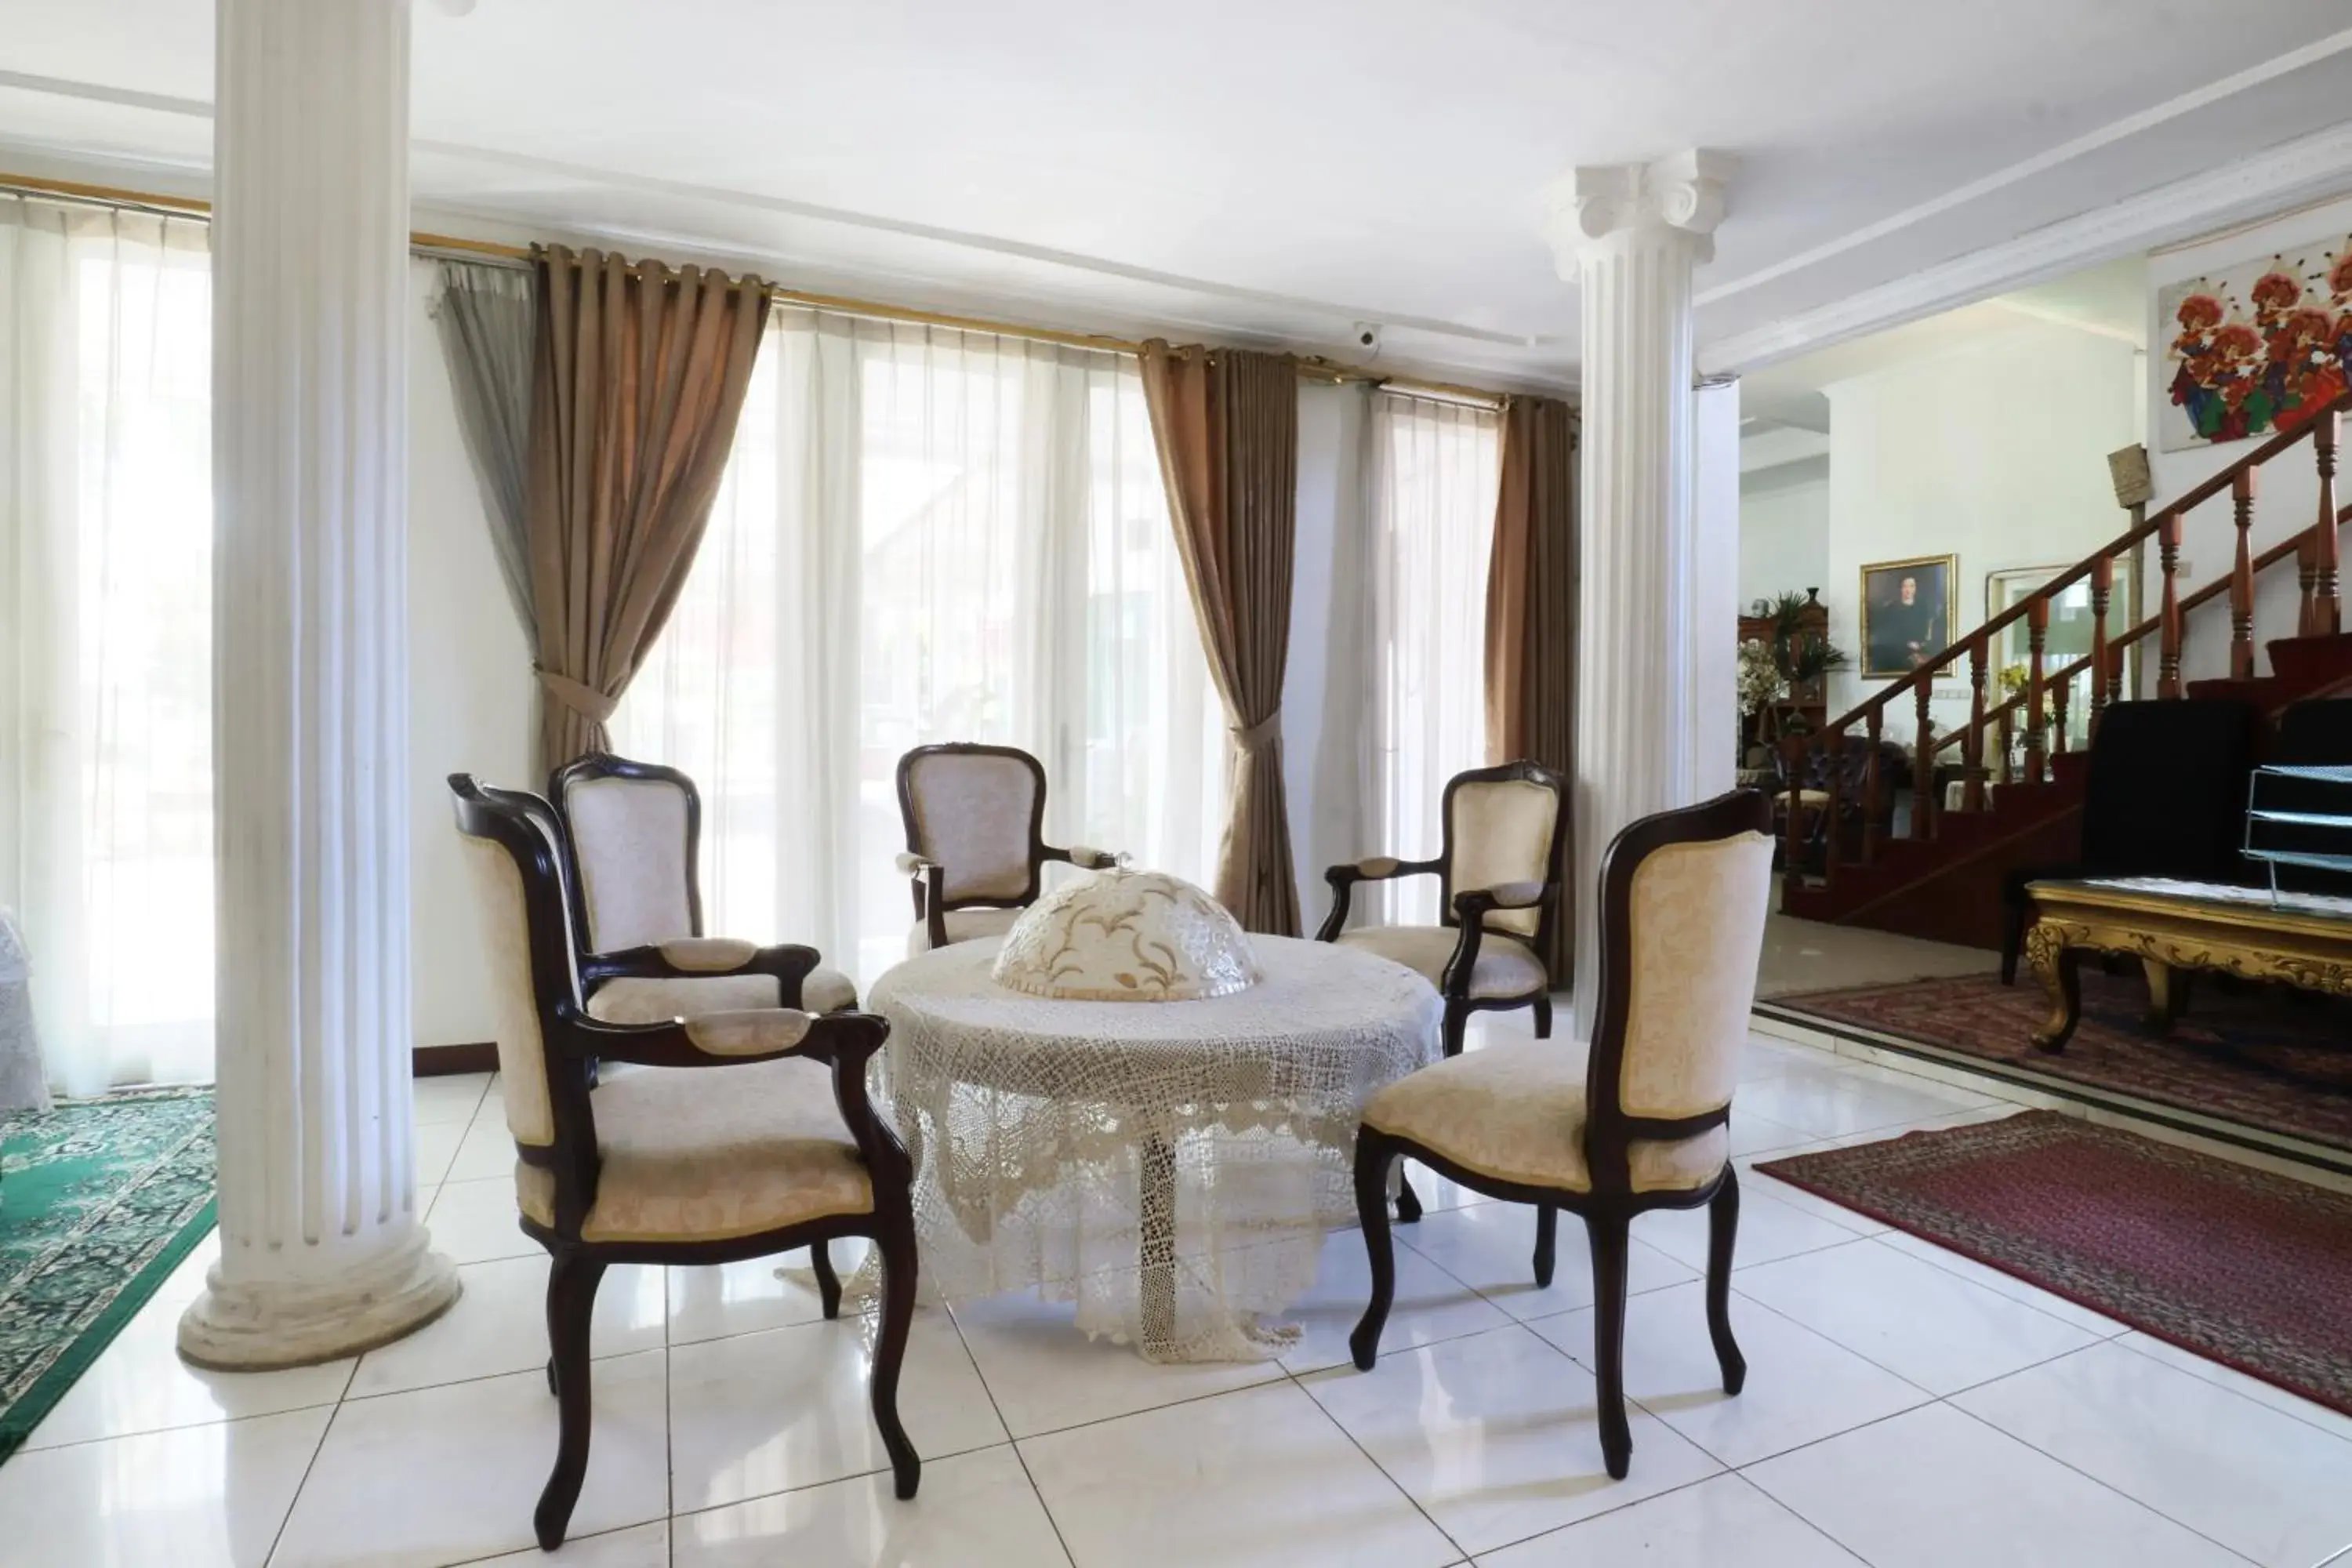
[1352,322,1382,353]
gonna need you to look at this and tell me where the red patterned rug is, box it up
[1757,1112,2352,1417]
[1771,969,2352,1153]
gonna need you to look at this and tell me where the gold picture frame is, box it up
[1858,553,1957,679]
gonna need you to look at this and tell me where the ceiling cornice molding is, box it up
[1702,118,2352,376]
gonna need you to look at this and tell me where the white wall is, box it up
[405,260,535,1050]
[1821,320,2142,733]
[1738,462,1830,612]
[2144,194,2352,689]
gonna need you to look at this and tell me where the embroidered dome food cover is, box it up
[989,867,1262,1000]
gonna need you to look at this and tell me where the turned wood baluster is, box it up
[2024,597,2048,785]
[1861,707,1883,864]
[1821,728,1846,887]
[1779,735,1806,893]
[1913,670,1936,841]
[1964,637,1987,813]
[2300,533,2321,637]
[1998,708,2015,786]
[2157,510,2185,699]
[2052,676,2071,756]
[2230,466,2257,679]
[2088,554,2112,738]
[2315,409,2342,636]
[2105,631,2125,710]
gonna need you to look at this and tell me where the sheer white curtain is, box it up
[1367,390,1502,926]
[615,309,1221,983]
[0,198,214,1094]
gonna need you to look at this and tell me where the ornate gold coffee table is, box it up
[2022,876,2352,1051]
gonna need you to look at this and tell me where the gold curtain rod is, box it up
[1,169,1523,408]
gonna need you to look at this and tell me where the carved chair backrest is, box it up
[897,744,1048,906]
[448,777,592,1160]
[551,753,702,952]
[1439,762,1566,942]
[1581,789,1774,1189]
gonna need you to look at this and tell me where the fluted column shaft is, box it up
[1544,151,1735,1041]
[180,0,459,1368]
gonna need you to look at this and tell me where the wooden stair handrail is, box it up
[1813,391,2352,745]
[1933,497,2352,755]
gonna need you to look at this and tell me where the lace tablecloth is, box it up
[867,935,1440,1361]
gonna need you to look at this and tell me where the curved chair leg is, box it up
[810,1240,842,1320]
[870,1219,923,1501]
[1532,1203,1558,1288]
[1394,1169,1423,1225]
[1586,1214,1633,1480]
[1533,995,1553,1040]
[535,1250,607,1551]
[1349,1131,1398,1371]
[1441,1002,1468,1058]
[1706,1169,1747,1395]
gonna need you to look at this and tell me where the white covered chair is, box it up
[1316,760,1567,1058]
[549,753,858,1022]
[895,743,1116,957]
[1348,789,1776,1482]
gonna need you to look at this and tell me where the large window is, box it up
[1366,390,1502,925]
[616,311,1222,981]
[1,200,214,1092]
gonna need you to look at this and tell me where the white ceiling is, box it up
[5,2,2351,387]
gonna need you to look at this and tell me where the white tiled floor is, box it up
[11,1031,2352,1568]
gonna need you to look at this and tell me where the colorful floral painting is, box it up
[2159,239,2352,452]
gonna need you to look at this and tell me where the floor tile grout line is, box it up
[2103,1333,2352,1447]
[1936,1396,2269,1566]
[1279,1352,1472,1561]
[256,1399,339,1568]
[941,1301,1082,1568]
[1846,1229,2134,1340]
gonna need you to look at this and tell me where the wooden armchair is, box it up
[1316,760,1567,1058]
[1348,789,1774,1481]
[550,752,858,1022]
[448,775,920,1550]
[895,742,1117,956]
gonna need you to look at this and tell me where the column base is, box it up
[176,1225,463,1370]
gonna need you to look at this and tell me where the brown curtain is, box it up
[525,245,768,769]
[1483,393,1580,978]
[1137,340,1302,935]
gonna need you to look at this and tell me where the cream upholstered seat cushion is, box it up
[1334,924,1548,999]
[561,775,695,951]
[1361,1039,1726,1195]
[906,906,1024,958]
[905,751,1038,902]
[515,1057,873,1243]
[586,964,858,1024]
[1447,778,1559,938]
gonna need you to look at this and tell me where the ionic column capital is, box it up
[1541,149,1738,277]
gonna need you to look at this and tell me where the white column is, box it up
[180,0,459,1368]
[1690,376,1743,798]
[1542,150,1736,1041]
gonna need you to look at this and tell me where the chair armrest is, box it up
[898,855,949,949]
[1314,856,1441,942]
[1062,844,1120,869]
[564,1006,886,1072]
[1452,880,1552,919]
[583,940,826,1006]
[895,851,938,875]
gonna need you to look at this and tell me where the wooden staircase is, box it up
[1777,400,2352,950]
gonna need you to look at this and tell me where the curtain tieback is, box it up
[535,668,619,725]
[1231,712,1282,752]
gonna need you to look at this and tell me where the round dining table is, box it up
[866,934,1440,1362]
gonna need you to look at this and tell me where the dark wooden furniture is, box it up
[2024,874,2352,1051]
[1316,760,1568,1061]
[1739,593,1829,755]
[448,775,920,1550]
[549,751,852,1014]
[1998,699,2260,983]
[1347,789,1775,1480]
[895,742,1117,953]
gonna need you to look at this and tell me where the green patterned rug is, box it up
[0,1088,216,1463]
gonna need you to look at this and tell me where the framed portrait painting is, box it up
[1859,554,1956,679]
